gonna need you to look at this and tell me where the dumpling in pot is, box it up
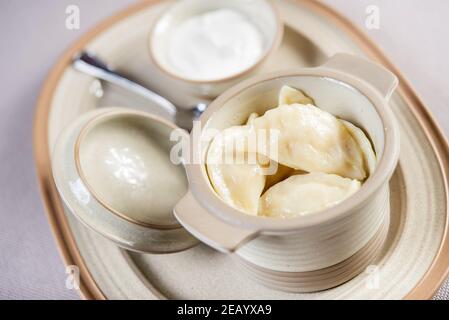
[259,172,361,218]
[246,112,259,124]
[341,120,377,177]
[278,85,314,106]
[206,126,266,215]
[252,104,367,180]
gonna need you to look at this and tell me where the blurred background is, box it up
[0,0,448,299]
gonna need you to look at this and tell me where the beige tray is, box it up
[34,0,449,299]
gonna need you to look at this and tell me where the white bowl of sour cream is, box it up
[149,0,283,98]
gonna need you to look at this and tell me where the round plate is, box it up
[34,0,449,299]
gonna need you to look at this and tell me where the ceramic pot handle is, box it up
[174,192,257,253]
[322,53,398,100]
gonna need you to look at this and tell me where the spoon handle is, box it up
[72,52,177,116]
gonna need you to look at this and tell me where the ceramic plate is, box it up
[34,0,449,299]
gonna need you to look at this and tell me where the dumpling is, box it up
[206,126,266,215]
[278,85,314,106]
[207,160,265,215]
[246,112,259,124]
[259,172,361,218]
[205,87,374,218]
[252,104,367,180]
[341,120,377,176]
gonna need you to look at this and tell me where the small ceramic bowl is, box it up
[174,53,400,292]
[149,0,283,98]
[52,107,198,253]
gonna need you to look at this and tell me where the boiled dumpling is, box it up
[252,104,367,180]
[259,172,361,218]
[278,87,375,177]
[206,87,374,218]
[278,85,314,106]
[341,120,377,176]
[246,112,259,124]
[207,160,265,215]
[247,113,295,188]
[206,125,266,215]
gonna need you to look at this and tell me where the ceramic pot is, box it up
[174,53,400,291]
[52,108,199,253]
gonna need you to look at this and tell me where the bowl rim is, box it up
[74,108,187,230]
[147,0,284,84]
[186,67,401,233]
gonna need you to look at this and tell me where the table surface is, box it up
[0,0,448,300]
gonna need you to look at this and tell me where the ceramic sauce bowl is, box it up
[174,53,400,292]
[52,108,198,253]
[149,0,283,98]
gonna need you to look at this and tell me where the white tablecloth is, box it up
[0,0,447,299]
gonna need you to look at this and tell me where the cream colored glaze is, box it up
[78,114,187,226]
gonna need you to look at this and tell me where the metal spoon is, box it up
[72,51,207,131]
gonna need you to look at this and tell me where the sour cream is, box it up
[167,9,264,81]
